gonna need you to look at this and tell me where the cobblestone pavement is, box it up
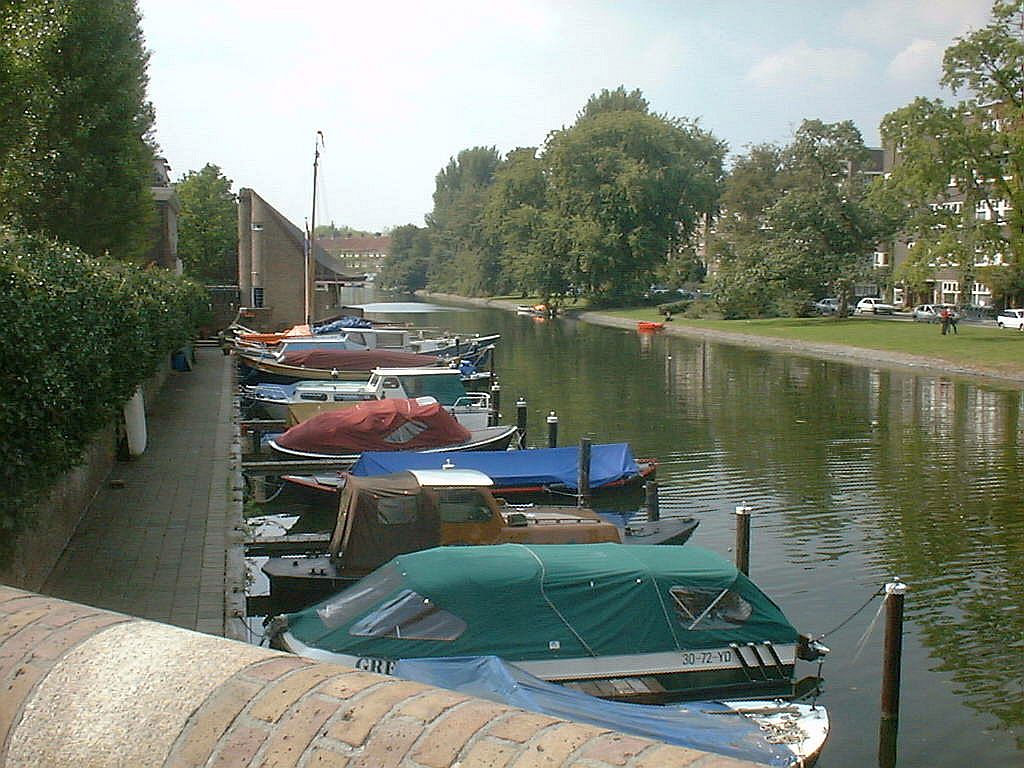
[42,347,240,636]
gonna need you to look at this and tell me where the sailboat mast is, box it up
[306,130,324,325]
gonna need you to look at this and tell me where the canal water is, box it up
[257,290,1024,767]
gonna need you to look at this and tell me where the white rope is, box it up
[851,593,889,664]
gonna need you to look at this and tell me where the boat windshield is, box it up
[315,563,405,630]
[436,488,494,523]
[669,587,753,631]
[396,374,466,406]
[349,589,467,641]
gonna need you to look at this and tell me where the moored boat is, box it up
[243,366,492,428]
[238,348,446,385]
[280,443,656,499]
[637,321,664,332]
[259,468,698,610]
[270,543,828,705]
[266,397,518,460]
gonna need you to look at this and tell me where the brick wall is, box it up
[0,586,766,768]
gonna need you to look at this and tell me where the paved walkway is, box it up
[42,347,243,638]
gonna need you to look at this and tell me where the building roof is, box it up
[318,235,392,255]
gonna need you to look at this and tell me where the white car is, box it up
[855,297,896,315]
[996,308,1024,330]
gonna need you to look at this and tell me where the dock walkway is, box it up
[42,347,244,638]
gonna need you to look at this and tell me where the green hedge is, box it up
[0,228,208,565]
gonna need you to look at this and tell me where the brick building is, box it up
[316,234,391,279]
[145,157,181,273]
[237,189,352,329]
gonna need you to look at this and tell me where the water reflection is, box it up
[258,294,1023,765]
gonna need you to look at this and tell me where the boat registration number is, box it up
[355,657,396,675]
[678,649,734,667]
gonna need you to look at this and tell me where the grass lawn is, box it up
[601,308,1024,377]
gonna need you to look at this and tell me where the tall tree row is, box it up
[0,0,156,260]
[383,87,726,305]
[710,120,890,317]
[877,0,1024,307]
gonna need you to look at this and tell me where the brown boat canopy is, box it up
[274,398,471,455]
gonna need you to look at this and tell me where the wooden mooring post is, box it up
[516,397,527,448]
[878,578,907,768]
[734,505,752,575]
[644,481,660,521]
[489,381,501,427]
[546,410,558,448]
[577,436,591,507]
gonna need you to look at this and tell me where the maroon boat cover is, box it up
[280,349,440,370]
[275,398,472,454]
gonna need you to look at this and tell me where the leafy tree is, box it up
[878,0,1024,307]
[379,224,431,292]
[425,146,502,295]
[712,120,889,317]
[0,0,156,260]
[314,223,370,238]
[576,86,650,121]
[543,108,725,303]
[481,147,553,297]
[175,164,238,283]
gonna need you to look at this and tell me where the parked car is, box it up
[855,297,896,315]
[996,308,1024,330]
[912,304,960,323]
[814,298,840,315]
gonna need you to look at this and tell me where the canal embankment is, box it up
[0,584,768,768]
[418,292,1024,387]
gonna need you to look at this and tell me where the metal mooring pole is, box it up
[644,481,660,521]
[516,397,527,448]
[546,411,558,448]
[577,437,591,507]
[734,505,752,575]
[878,578,907,768]
[489,381,501,427]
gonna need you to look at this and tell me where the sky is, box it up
[138,0,994,233]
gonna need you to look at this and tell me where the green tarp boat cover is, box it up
[285,543,799,662]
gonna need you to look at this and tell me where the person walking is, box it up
[949,309,959,335]
[940,307,951,335]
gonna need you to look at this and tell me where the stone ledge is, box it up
[0,586,768,768]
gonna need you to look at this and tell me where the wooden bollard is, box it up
[516,397,528,449]
[577,436,591,507]
[644,481,660,521]
[734,505,752,575]
[546,411,558,448]
[878,578,907,768]
[489,381,501,427]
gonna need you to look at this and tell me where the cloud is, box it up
[840,0,991,48]
[887,38,943,82]
[746,42,870,91]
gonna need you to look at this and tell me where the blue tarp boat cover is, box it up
[349,443,641,491]
[392,656,795,766]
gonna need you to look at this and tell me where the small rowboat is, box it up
[637,321,664,333]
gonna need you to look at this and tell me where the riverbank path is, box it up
[41,346,244,639]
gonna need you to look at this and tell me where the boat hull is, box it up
[267,424,520,461]
[279,631,804,705]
